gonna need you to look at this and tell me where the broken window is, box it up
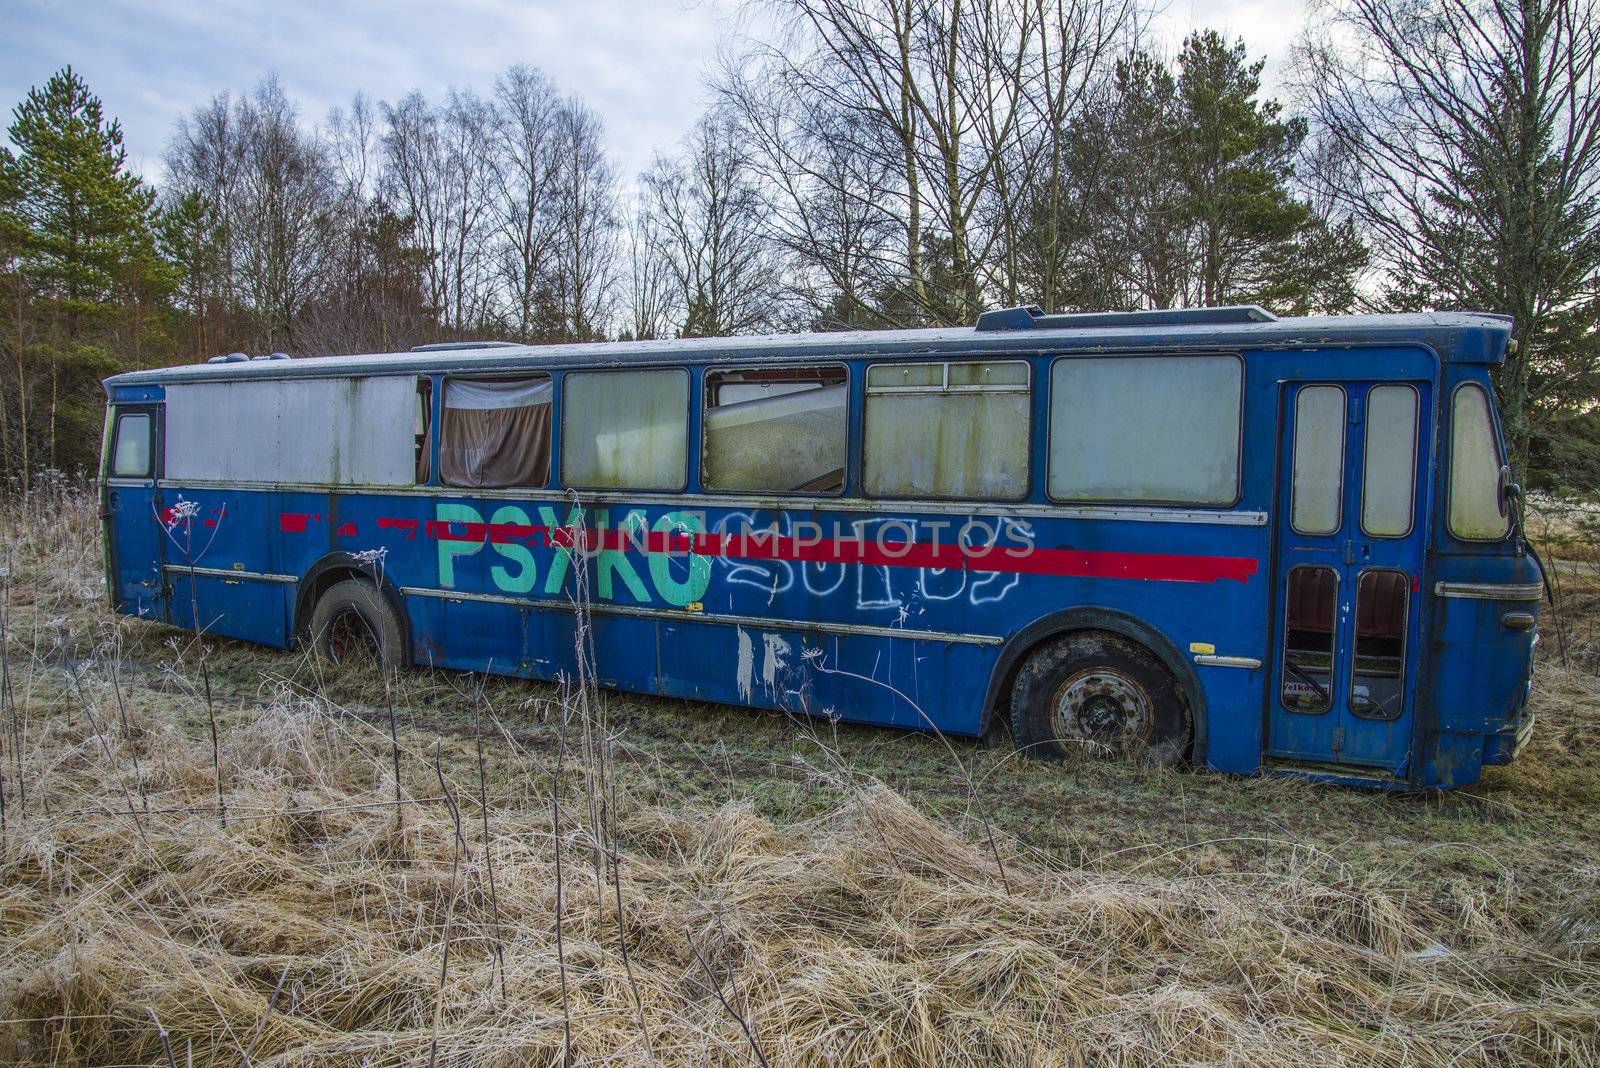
[414,381,432,484]
[1048,355,1242,505]
[562,368,688,490]
[703,365,847,493]
[438,376,551,489]
[1281,565,1337,714]
[1351,569,1408,719]
[111,411,152,478]
[863,360,1029,499]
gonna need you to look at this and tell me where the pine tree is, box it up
[7,67,157,336]
[1176,32,1367,312]
[3,67,162,477]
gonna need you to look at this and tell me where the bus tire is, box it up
[308,578,405,670]
[1009,632,1190,766]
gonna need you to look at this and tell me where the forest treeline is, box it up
[2,0,1597,488]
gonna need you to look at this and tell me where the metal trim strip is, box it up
[1432,581,1542,601]
[156,479,1268,526]
[397,586,1004,646]
[1193,654,1262,669]
[164,564,298,584]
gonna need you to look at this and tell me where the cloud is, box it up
[1,0,733,186]
[2,0,1303,191]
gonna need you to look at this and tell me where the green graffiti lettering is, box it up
[650,511,711,606]
[538,503,585,595]
[436,502,484,589]
[597,509,651,602]
[488,505,537,593]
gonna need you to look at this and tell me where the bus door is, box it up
[1268,380,1429,773]
[102,403,168,621]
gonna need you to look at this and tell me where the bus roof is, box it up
[103,309,1512,390]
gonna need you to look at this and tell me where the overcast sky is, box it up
[2,0,1306,192]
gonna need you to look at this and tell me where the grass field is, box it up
[1,486,1597,1065]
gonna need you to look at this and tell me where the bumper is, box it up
[1483,711,1535,767]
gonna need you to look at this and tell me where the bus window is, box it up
[1048,355,1241,505]
[1282,565,1337,713]
[1448,383,1510,540]
[111,412,152,478]
[703,365,846,493]
[1351,569,1407,719]
[1361,385,1417,537]
[1291,386,1345,536]
[438,376,550,489]
[562,369,688,490]
[863,360,1029,499]
[166,377,417,486]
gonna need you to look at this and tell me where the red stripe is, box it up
[416,520,1256,585]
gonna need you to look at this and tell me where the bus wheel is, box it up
[308,579,404,670]
[1010,632,1190,765]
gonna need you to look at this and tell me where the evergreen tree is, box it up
[2,67,163,478]
[1034,36,1366,315]
[1176,32,1367,311]
[6,67,157,337]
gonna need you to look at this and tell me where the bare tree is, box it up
[718,54,904,328]
[623,190,673,339]
[382,88,499,337]
[729,0,1134,324]
[1295,0,1600,472]
[640,113,782,337]
[492,66,563,340]
[232,79,338,351]
[166,78,338,352]
[547,99,619,341]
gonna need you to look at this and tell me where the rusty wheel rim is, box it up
[1050,668,1153,754]
[327,608,379,665]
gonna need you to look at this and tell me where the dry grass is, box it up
[2,487,1598,1067]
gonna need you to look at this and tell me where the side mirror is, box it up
[1497,465,1522,517]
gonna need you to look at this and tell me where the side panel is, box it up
[141,345,1469,783]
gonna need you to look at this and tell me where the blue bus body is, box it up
[99,308,1539,789]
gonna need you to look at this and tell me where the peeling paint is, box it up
[761,632,791,692]
[736,628,754,702]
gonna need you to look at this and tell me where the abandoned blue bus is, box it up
[98,306,1539,789]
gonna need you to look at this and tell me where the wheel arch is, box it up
[294,552,412,661]
[981,606,1209,764]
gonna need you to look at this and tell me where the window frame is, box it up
[559,365,691,493]
[861,357,1033,503]
[437,371,554,491]
[1289,382,1348,537]
[1445,381,1512,543]
[1348,566,1410,722]
[700,361,850,498]
[1044,351,1246,509]
[109,409,156,480]
[1358,383,1419,540]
